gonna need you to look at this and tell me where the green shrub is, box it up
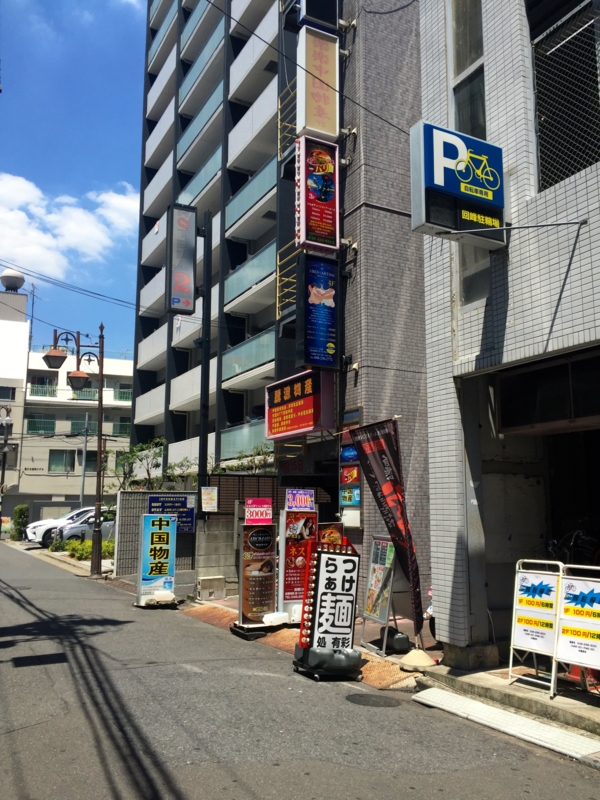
[13,505,29,539]
[49,539,68,552]
[9,529,21,541]
[66,540,93,561]
[102,540,115,559]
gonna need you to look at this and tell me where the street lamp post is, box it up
[43,325,105,576]
[0,405,12,523]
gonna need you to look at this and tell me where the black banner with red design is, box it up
[350,420,423,636]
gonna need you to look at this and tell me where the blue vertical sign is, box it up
[137,514,177,604]
[303,256,338,368]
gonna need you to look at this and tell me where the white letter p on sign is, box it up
[433,129,468,187]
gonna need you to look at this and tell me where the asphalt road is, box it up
[0,544,598,800]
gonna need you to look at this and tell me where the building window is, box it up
[531,1,600,190]
[454,67,486,140]
[452,0,483,77]
[84,451,98,473]
[459,244,490,305]
[0,387,15,401]
[48,450,75,473]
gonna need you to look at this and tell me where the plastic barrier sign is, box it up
[556,576,600,669]
[513,571,559,656]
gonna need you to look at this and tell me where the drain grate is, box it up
[346,694,399,708]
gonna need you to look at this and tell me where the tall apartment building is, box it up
[418,0,600,666]
[133,0,429,596]
[0,271,133,524]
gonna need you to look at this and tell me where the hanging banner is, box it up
[298,541,360,649]
[239,525,277,625]
[166,204,197,314]
[296,26,339,141]
[137,514,177,603]
[296,137,339,252]
[350,420,423,635]
[266,370,335,440]
[283,510,318,603]
[200,486,218,512]
[245,498,273,525]
[556,573,600,669]
[297,254,339,369]
[512,570,560,655]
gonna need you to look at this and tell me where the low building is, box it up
[0,271,133,523]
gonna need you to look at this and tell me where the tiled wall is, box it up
[420,0,600,645]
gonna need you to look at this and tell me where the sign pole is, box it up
[198,210,212,491]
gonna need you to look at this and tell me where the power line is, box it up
[202,0,411,138]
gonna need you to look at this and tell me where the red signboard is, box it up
[296,136,339,252]
[283,511,318,603]
[265,370,335,440]
[340,466,360,486]
[245,498,272,525]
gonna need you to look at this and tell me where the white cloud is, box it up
[115,0,144,9]
[0,173,139,278]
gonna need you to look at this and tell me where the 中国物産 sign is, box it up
[137,515,177,603]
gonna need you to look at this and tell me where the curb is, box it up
[413,685,600,772]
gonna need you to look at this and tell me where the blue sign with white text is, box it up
[147,494,196,534]
[423,123,504,209]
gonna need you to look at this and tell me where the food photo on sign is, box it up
[283,511,318,604]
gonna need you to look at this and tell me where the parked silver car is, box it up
[55,511,115,543]
[25,507,95,548]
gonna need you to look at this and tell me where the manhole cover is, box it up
[346,694,399,708]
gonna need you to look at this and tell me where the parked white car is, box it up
[55,511,115,543]
[25,507,95,548]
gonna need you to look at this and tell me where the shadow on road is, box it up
[0,577,189,800]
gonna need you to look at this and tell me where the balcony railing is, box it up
[70,421,98,435]
[178,145,222,206]
[113,422,131,437]
[148,0,177,65]
[220,420,272,460]
[72,388,99,401]
[28,384,57,397]
[224,240,276,304]
[222,328,275,381]
[26,419,56,435]
[115,389,133,402]
[179,19,224,107]
[180,0,208,50]
[177,81,223,163]
[225,156,276,229]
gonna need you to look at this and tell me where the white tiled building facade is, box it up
[420,0,600,663]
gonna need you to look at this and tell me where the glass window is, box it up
[459,244,490,305]
[85,451,98,473]
[455,67,486,140]
[452,0,483,77]
[0,387,15,401]
[48,450,75,473]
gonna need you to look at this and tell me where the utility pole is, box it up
[0,405,12,522]
[79,411,89,509]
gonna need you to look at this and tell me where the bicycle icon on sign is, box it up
[455,149,501,191]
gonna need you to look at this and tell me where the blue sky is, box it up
[0,0,146,356]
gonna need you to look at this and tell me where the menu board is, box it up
[556,575,600,669]
[512,570,560,656]
[240,525,277,625]
[363,537,395,624]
